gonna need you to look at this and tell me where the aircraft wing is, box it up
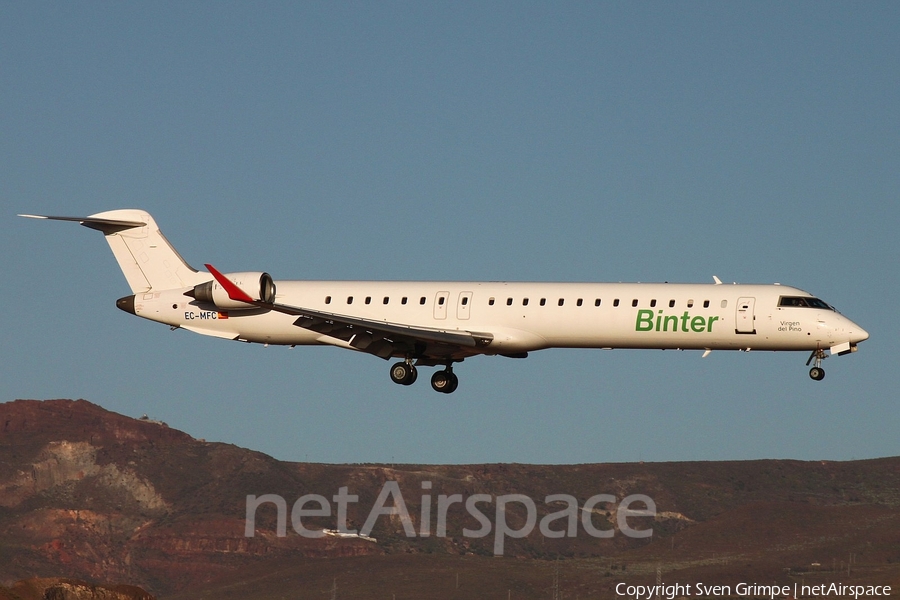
[285,304,493,360]
[205,264,493,360]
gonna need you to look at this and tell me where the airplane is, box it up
[20,209,869,393]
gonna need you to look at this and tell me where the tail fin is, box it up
[20,209,210,293]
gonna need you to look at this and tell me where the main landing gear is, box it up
[806,348,826,381]
[430,368,459,394]
[389,361,418,386]
[389,361,459,394]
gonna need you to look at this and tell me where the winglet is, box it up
[205,264,255,303]
[712,275,722,285]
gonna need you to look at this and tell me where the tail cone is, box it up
[116,295,136,315]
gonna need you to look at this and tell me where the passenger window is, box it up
[540,298,546,306]
[687,299,694,308]
[383,297,389,305]
[594,299,601,306]
[347,296,353,304]
[462,297,469,306]
[523,298,529,306]
[613,299,620,307]
[703,300,710,308]
[669,299,675,308]
[721,300,727,308]
[420,297,426,305]
[507,297,513,306]
[650,299,657,307]
[438,297,445,306]
[558,298,565,306]
[402,297,408,305]
[632,299,638,307]
[489,297,495,306]
[365,296,372,305]
[325,296,331,305]
[577,298,583,307]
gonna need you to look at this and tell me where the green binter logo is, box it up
[635,310,719,333]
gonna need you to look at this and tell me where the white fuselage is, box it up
[133,280,868,357]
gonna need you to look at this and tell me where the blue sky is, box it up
[2,3,897,464]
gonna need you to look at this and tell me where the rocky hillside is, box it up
[0,578,153,600]
[1,399,899,599]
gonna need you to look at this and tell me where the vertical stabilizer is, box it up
[20,209,210,293]
[89,209,209,293]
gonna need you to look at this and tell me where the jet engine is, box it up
[186,271,276,309]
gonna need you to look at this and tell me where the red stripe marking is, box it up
[204,264,255,303]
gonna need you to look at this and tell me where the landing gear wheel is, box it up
[390,362,417,386]
[431,370,459,394]
[806,348,827,382]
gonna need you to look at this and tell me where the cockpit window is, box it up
[778,296,832,309]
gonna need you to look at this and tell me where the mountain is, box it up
[1,399,898,599]
[0,577,154,600]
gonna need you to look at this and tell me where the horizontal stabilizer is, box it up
[19,214,146,234]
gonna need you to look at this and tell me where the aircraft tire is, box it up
[809,367,825,381]
[431,370,457,393]
[390,362,416,385]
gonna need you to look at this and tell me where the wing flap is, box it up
[291,310,492,348]
[289,307,493,360]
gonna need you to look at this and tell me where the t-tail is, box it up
[19,209,210,293]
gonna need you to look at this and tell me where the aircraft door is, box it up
[457,291,473,320]
[736,297,756,334]
[434,291,449,320]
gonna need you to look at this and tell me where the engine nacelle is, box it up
[187,271,276,309]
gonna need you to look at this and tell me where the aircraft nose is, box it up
[848,321,869,344]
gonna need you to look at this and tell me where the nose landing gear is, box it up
[806,349,826,381]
